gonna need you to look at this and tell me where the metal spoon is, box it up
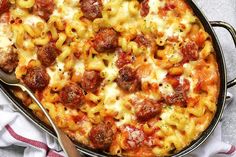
[0,70,81,157]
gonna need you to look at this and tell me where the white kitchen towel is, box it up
[0,90,65,157]
[0,90,235,157]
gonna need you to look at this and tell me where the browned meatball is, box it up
[116,49,134,69]
[134,34,150,47]
[23,67,50,91]
[140,0,150,17]
[116,66,140,92]
[33,0,55,21]
[60,83,85,109]
[80,0,102,21]
[93,28,118,53]
[135,99,162,122]
[81,70,103,92]
[134,34,157,53]
[0,47,18,73]
[0,0,10,15]
[181,41,199,63]
[37,43,58,67]
[89,123,114,150]
[165,79,190,107]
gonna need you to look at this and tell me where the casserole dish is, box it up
[0,0,236,156]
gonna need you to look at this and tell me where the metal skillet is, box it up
[0,70,81,157]
[0,0,236,157]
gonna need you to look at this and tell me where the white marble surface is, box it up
[0,0,236,156]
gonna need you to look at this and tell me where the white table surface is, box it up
[1,0,236,156]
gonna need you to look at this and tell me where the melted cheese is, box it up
[56,0,79,7]
[47,61,70,87]
[145,0,173,36]
[146,0,165,25]
[183,63,198,94]
[101,55,119,82]
[181,11,196,27]
[159,82,175,96]
[103,83,121,106]
[17,49,37,67]
[102,64,119,82]
[5,0,220,156]
[23,15,44,25]
[116,112,134,127]
[0,24,12,49]
[0,36,12,48]
[55,0,64,7]
[103,83,134,126]
[103,1,141,31]
[0,24,10,36]
[145,0,197,39]
[161,107,174,121]
[53,0,79,21]
[149,0,165,13]
[102,0,110,4]
[142,55,167,84]
[74,60,85,75]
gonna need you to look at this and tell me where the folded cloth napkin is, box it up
[0,90,65,157]
[0,90,235,157]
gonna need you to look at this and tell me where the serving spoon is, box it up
[0,69,81,157]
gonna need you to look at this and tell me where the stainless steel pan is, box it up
[1,0,236,156]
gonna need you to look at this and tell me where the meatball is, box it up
[165,79,190,107]
[80,0,102,21]
[140,0,150,17]
[89,123,114,150]
[134,34,157,53]
[122,125,145,149]
[181,41,199,63]
[116,66,140,92]
[0,0,10,15]
[60,83,85,109]
[134,34,150,47]
[116,49,133,69]
[0,47,18,73]
[23,67,50,91]
[81,70,103,92]
[37,43,58,67]
[93,28,118,53]
[165,90,186,105]
[135,99,162,121]
[33,0,55,21]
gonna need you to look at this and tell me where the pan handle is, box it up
[210,21,236,88]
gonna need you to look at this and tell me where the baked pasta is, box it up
[0,0,220,156]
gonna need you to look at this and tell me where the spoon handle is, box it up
[18,84,81,157]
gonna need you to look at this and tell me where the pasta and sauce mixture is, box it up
[0,0,220,156]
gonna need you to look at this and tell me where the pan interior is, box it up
[0,0,227,157]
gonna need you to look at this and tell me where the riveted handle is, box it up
[210,21,236,88]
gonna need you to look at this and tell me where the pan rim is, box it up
[0,0,228,156]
